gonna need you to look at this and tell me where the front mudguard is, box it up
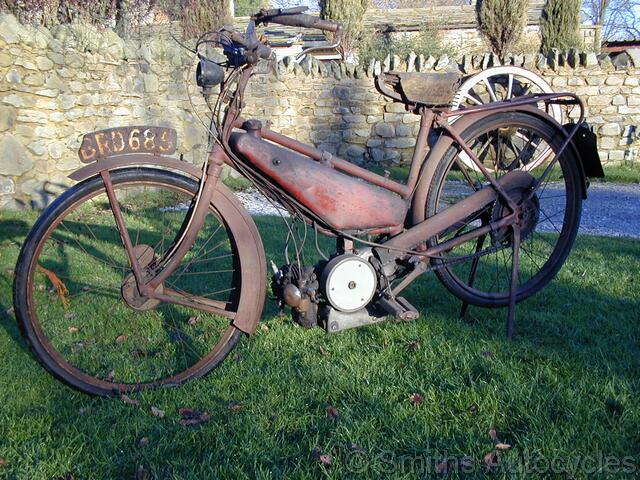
[410,105,600,226]
[68,155,267,335]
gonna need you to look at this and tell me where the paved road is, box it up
[580,183,640,239]
[236,183,640,240]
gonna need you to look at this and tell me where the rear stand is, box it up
[459,226,521,340]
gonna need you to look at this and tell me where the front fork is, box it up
[101,145,227,300]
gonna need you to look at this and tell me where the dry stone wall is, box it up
[1,14,639,209]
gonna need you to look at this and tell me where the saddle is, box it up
[376,71,462,109]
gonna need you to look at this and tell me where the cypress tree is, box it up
[319,0,368,60]
[540,0,583,52]
[476,0,529,62]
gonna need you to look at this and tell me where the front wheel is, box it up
[425,112,583,308]
[13,168,264,396]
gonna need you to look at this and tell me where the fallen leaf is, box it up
[232,353,242,362]
[312,448,333,466]
[179,408,210,426]
[5,307,14,316]
[326,405,339,420]
[121,394,140,406]
[68,326,79,333]
[64,311,76,320]
[37,265,69,308]
[115,334,128,344]
[488,428,498,442]
[435,460,448,473]
[483,451,498,470]
[138,437,149,447]
[78,407,92,415]
[482,351,494,358]
[187,316,199,326]
[227,402,242,411]
[0,458,7,467]
[468,403,478,414]
[105,370,115,382]
[151,406,165,418]
[409,393,424,406]
[319,346,328,355]
[260,324,269,332]
[495,443,511,450]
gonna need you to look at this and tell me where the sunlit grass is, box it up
[0,209,638,479]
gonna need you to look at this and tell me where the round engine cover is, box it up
[321,254,377,313]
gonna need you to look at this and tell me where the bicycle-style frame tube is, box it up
[99,144,238,319]
[96,60,585,314]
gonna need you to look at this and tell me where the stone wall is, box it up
[429,25,599,56]
[1,14,639,209]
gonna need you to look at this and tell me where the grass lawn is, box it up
[0,209,638,479]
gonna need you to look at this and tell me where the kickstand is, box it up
[459,234,486,320]
[506,226,521,340]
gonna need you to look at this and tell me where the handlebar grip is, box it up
[264,14,342,33]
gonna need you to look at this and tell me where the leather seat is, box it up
[376,71,462,108]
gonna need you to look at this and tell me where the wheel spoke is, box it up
[21,173,245,393]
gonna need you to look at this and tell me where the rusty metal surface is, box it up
[387,171,534,253]
[229,131,408,230]
[67,149,266,335]
[78,126,177,163]
[68,154,203,182]
[234,118,414,198]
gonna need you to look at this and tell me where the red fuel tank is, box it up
[228,132,407,231]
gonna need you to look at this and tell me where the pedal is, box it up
[377,295,420,322]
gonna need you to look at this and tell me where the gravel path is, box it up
[579,183,640,239]
[235,183,640,239]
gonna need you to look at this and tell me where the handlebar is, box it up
[253,8,343,34]
[197,7,343,74]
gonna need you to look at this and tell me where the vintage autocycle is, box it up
[13,7,604,396]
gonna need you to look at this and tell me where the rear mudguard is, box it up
[411,105,599,226]
[68,155,267,335]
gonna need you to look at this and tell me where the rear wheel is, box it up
[13,168,258,396]
[425,112,583,308]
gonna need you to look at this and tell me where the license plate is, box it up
[78,126,178,163]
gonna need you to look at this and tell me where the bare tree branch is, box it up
[583,0,640,40]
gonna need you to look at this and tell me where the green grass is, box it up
[594,164,640,184]
[222,175,253,191]
[0,210,639,479]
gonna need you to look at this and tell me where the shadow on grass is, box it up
[0,214,638,478]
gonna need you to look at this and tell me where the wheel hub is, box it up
[121,244,163,311]
[491,187,540,244]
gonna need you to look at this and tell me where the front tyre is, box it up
[13,168,259,396]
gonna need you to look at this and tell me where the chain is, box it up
[417,238,509,275]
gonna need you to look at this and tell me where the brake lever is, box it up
[295,29,342,62]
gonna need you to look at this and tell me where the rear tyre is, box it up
[425,112,583,308]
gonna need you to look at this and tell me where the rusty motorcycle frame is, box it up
[13,7,603,395]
